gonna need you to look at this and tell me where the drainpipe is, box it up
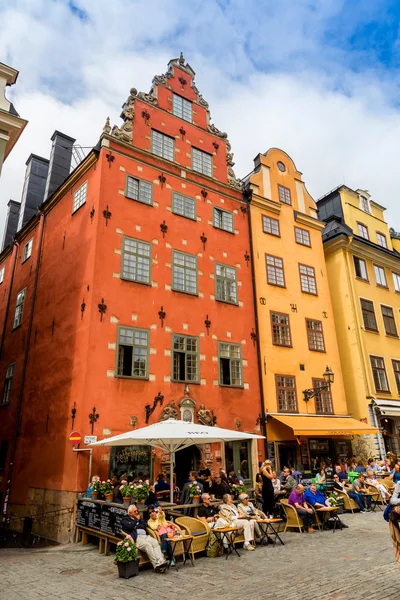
[0,240,19,360]
[3,212,46,521]
[244,187,268,459]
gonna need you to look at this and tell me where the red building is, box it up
[0,55,262,542]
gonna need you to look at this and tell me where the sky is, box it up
[1,0,400,234]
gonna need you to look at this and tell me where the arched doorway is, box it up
[174,445,201,490]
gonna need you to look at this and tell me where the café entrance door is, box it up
[277,442,298,471]
[174,445,201,490]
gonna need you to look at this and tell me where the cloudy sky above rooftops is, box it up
[1,0,400,231]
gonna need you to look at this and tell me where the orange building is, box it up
[0,56,262,542]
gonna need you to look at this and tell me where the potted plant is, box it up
[100,479,114,502]
[328,491,344,514]
[120,481,134,506]
[189,481,202,503]
[91,477,101,500]
[132,480,150,505]
[115,535,140,578]
[231,483,247,499]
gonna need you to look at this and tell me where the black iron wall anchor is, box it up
[90,205,95,223]
[71,402,77,428]
[98,298,107,321]
[250,329,257,346]
[103,206,112,225]
[62,231,66,249]
[201,189,208,201]
[204,314,211,335]
[244,251,250,266]
[51,317,56,336]
[142,110,151,123]
[145,391,164,424]
[89,407,99,434]
[81,298,86,319]
[212,141,219,152]
[200,232,207,251]
[160,221,168,238]
[240,205,247,215]
[158,173,166,188]
[106,152,115,167]
[179,127,186,139]
[158,306,166,327]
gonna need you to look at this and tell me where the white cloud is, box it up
[1,0,400,240]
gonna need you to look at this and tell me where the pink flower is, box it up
[102,481,105,484]
[127,547,131,552]
[145,480,150,485]
[139,480,143,483]
[124,542,129,547]
[127,535,132,540]
[130,485,134,489]
[137,485,142,489]
[117,542,122,546]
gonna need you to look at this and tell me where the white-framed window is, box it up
[0,267,4,284]
[121,237,151,284]
[151,130,174,162]
[376,232,388,248]
[2,363,15,405]
[72,181,88,214]
[172,251,198,295]
[215,264,238,304]
[374,264,388,288]
[172,94,192,122]
[126,176,152,205]
[22,238,33,262]
[213,207,234,233]
[13,289,26,329]
[359,195,371,213]
[172,192,196,220]
[353,256,368,281]
[357,222,369,240]
[192,147,212,177]
[392,272,400,293]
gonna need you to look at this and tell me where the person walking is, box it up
[260,460,275,517]
[389,506,400,566]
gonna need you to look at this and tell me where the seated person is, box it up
[237,493,273,545]
[390,464,400,484]
[304,483,332,511]
[337,470,348,482]
[154,474,170,494]
[218,493,256,551]
[367,458,381,473]
[354,461,365,474]
[390,481,400,505]
[290,467,302,483]
[210,474,230,499]
[333,474,365,512]
[147,506,178,565]
[198,492,219,527]
[333,473,346,492]
[197,460,211,484]
[145,484,158,507]
[121,504,167,573]
[316,467,327,491]
[281,467,297,494]
[365,470,390,503]
[352,474,372,512]
[288,484,315,533]
[272,471,281,495]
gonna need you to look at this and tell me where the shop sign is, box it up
[84,436,97,445]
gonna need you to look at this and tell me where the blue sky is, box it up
[1,0,400,229]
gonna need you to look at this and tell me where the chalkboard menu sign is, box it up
[101,504,126,537]
[76,501,102,531]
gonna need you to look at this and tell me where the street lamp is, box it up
[303,366,335,402]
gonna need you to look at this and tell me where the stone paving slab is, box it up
[0,512,399,600]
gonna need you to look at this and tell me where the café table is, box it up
[212,526,241,559]
[256,518,284,546]
[316,506,342,533]
[167,534,194,570]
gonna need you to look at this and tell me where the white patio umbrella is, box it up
[90,419,264,503]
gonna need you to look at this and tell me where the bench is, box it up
[76,525,151,565]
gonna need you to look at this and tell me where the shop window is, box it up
[225,440,251,484]
[110,446,151,480]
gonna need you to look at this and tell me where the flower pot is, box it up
[117,559,140,579]
[91,492,99,500]
[123,497,131,507]
[136,501,145,506]
[105,493,113,503]
[192,495,201,504]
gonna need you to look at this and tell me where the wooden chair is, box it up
[280,499,304,533]
[305,502,322,531]
[197,515,246,547]
[366,483,384,508]
[146,521,186,558]
[175,516,209,558]
[335,490,358,513]
[381,478,395,493]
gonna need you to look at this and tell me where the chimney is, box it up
[44,130,75,200]
[17,154,49,231]
[1,200,21,250]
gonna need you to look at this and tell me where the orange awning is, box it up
[271,415,378,436]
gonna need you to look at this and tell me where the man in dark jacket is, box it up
[210,474,230,499]
[121,505,167,572]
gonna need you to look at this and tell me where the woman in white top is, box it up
[365,470,390,503]
[272,471,281,494]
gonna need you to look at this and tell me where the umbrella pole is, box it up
[170,443,174,504]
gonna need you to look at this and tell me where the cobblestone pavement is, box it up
[1,512,399,600]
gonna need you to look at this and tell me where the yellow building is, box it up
[318,185,400,459]
[0,62,27,175]
[247,149,376,471]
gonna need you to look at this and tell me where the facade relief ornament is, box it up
[137,91,158,105]
[208,123,228,139]
[196,404,217,427]
[159,400,179,421]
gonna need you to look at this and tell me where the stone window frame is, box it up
[171,334,200,383]
[218,341,243,388]
[1,363,15,406]
[116,326,150,379]
[12,288,26,330]
[151,129,175,162]
[125,175,153,206]
[306,318,326,352]
[172,192,196,221]
[121,236,152,285]
[72,180,88,214]
[270,311,292,347]
[275,374,298,413]
[215,263,238,305]
[213,207,234,233]
[172,250,198,296]
[172,93,192,122]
